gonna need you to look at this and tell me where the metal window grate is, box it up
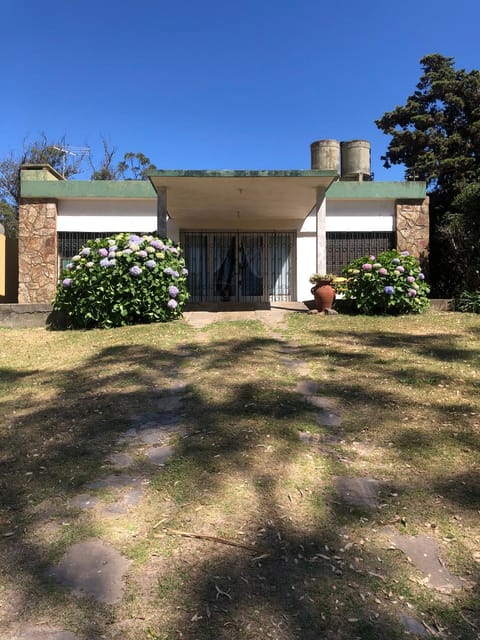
[58,232,120,261]
[326,232,395,274]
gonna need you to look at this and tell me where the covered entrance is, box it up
[181,231,295,304]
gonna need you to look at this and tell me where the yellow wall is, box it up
[0,233,5,297]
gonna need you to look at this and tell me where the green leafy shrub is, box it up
[342,249,430,315]
[53,233,189,328]
[453,290,480,313]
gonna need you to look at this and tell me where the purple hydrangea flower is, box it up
[408,288,417,297]
[62,278,72,288]
[100,257,110,268]
[392,258,400,264]
[163,267,174,275]
[145,259,156,269]
[384,286,395,295]
[81,247,91,257]
[167,298,178,310]
[378,268,388,276]
[129,265,142,277]
[66,262,74,271]
[128,234,143,245]
[168,246,179,255]
[397,266,405,273]
[362,263,373,271]
[181,268,189,276]
[369,255,376,261]
[407,276,415,283]
[168,285,179,297]
[418,273,425,280]
[98,248,108,257]
[108,251,116,259]
[401,250,410,257]
[123,248,133,255]
[137,250,148,258]
[172,270,179,278]
[150,240,165,250]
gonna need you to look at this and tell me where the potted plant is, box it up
[309,273,337,313]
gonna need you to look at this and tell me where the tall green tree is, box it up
[376,54,480,295]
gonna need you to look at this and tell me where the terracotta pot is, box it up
[311,283,335,312]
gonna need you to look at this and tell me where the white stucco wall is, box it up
[57,199,157,232]
[326,199,394,231]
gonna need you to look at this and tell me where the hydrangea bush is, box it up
[53,233,189,328]
[342,249,430,315]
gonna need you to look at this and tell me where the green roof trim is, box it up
[20,179,156,199]
[148,169,338,178]
[326,180,426,199]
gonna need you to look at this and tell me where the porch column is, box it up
[316,188,327,274]
[157,188,167,238]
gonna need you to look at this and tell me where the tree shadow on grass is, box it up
[0,324,479,639]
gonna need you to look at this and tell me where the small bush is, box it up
[453,290,480,313]
[53,233,189,328]
[342,249,430,315]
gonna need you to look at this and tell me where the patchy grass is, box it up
[0,311,479,639]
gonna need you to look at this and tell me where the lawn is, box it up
[0,311,479,639]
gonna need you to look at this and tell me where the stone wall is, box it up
[18,200,58,304]
[395,197,429,262]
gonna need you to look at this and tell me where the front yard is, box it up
[0,310,479,639]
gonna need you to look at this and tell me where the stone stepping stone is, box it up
[168,382,190,394]
[305,395,339,410]
[79,487,144,517]
[145,445,175,466]
[316,408,342,427]
[107,452,134,469]
[296,380,319,395]
[386,528,463,592]
[400,614,428,636]
[299,431,344,446]
[156,395,184,412]
[130,412,182,428]
[100,486,144,515]
[10,627,79,640]
[46,539,131,604]
[137,426,180,445]
[70,494,101,509]
[334,477,382,509]
[84,474,143,491]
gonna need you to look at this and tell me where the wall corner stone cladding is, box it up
[18,199,58,304]
[395,197,429,261]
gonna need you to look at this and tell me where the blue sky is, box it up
[2,0,479,181]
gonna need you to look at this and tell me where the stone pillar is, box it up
[395,197,429,261]
[316,188,327,274]
[18,199,58,304]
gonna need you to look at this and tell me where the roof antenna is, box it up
[52,145,90,177]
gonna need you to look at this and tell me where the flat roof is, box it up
[148,169,338,224]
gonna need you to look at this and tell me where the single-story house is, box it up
[18,140,428,306]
